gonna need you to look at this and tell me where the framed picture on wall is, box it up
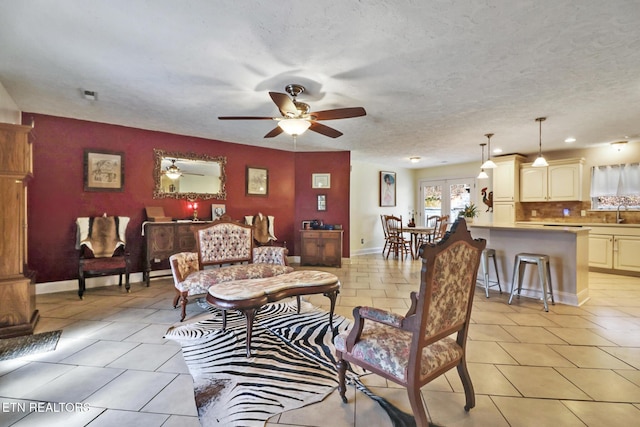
[317,194,327,211]
[312,173,331,189]
[379,171,396,207]
[84,149,124,192]
[246,166,268,196]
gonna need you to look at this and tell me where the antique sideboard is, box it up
[142,221,211,285]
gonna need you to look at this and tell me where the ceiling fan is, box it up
[161,159,204,180]
[218,84,366,138]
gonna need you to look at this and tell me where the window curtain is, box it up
[620,163,640,195]
[591,163,640,197]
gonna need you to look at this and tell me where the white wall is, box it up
[350,161,415,255]
[0,81,21,124]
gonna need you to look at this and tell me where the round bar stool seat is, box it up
[509,253,555,311]
[479,248,502,298]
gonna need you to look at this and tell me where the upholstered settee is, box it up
[170,218,292,321]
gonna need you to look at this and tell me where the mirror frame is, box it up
[153,148,227,200]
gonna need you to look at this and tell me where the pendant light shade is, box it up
[532,117,549,167]
[480,133,497,169]
[478,143,489,179]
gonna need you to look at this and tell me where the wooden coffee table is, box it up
[205,270,340,356]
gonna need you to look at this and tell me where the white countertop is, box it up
[469,222,590,234]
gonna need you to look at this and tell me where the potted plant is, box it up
[459,203,478,223]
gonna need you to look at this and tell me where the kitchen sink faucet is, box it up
[617,204,626,224]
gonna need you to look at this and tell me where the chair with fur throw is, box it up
[76,215,131,299]
[334,218,486,426]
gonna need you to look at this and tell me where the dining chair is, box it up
[380,214,391,255]
[432,215,450,242]
[384,215,411,259]
[335,218,487,426]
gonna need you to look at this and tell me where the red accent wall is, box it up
[294,151,351,256]
[25,113,350,283]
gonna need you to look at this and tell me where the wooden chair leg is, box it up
[337,357,348,403]
[457,359,476,411]
[180,295,189,322]
[407,386,429,427]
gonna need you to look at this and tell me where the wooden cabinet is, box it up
[589,227,640,273]
[0,122,38,338]
[300,230,343,268]
[521,158,584,202]
[588,234,613,268]
[143,221,211,285]
[614,235,640,272]
[493,154,525,202]
[493,202,516,224]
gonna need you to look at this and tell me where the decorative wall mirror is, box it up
[153,148,227,200]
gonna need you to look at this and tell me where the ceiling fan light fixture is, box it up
[165,160,182,180]
[611,141,628,151]
[532,117,549,167]
[278,118,311,136]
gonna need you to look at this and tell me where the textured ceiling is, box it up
[1,1,639,169]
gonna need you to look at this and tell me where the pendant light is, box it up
[480,133,497,169]
[478,143,489,179]
[532,117,549,167]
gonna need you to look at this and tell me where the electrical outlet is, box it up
[531,210,537,217]
[581,210,586,217]
[360,238,364,244]
[563,208,570,216]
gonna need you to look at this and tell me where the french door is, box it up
[419,178,476,225]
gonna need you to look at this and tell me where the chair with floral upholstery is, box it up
[334,218,486,427]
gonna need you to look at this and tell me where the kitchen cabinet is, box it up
[300,229,343,267]
[493,154,526,202]
[0,123,39,338]
[588,226,640,273]
[492,155,525,224]
[521,158,584,202]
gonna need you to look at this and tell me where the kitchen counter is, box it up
[518,221,640,229]
[469,223,589,306]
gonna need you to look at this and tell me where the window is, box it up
[420,178,475,225]
[590,164,640,209]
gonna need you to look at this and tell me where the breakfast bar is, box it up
[469,223,590,306]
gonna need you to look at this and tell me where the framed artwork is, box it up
[84,149,124,192]
[380,171,396,207]
[317,194,327,211]
[211,204,226,220]
[312,173,331,189]
[246,166,268,196]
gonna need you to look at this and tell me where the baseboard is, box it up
[35,272,146,295]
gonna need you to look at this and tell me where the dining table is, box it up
[405,226,435,259]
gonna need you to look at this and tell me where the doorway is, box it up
[419,178,476,226]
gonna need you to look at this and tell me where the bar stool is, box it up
[509,253,555,312]
[479,248,502,298]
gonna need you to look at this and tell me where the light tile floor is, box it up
[1,255,640,426]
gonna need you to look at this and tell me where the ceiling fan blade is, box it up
[264,127,284,138]
[218,116,274,120]
[311,107,367,121]
[269,92,298,117]
[309,122,343,138]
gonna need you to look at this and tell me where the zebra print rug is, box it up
[165,300,366,426]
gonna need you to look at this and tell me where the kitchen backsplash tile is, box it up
[519,201,639,224]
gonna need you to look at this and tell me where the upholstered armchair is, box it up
[334,219,486,427]
[76,215,131,299]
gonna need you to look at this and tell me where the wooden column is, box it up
[0,122,39,338]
